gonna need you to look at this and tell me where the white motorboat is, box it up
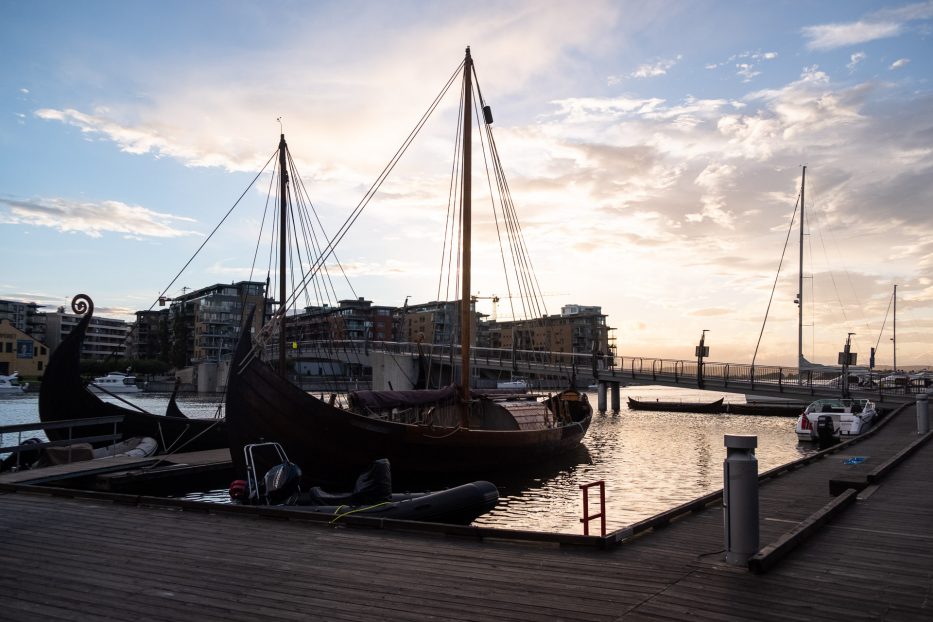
[496,377,528,390]
[0,372,27,394]
[88,371,141,394]
[794,398,878,442]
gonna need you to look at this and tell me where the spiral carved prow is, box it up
[71,294,94,316]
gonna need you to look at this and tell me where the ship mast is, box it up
[278,134,289,378]
[797,166,806,369]
[460,47,473,425]
[893,283,897,371]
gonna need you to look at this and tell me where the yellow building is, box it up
[0,319,49,378]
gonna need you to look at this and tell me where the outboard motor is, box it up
[264,462,303,505]
[816,414,837,449]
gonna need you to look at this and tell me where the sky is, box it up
[1,0,932,368]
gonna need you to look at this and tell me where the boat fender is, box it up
[229,479,249,502]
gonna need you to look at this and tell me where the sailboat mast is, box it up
[893,283,897,371]
[798,165,806,369]
[278,134,288,378]
[460,47,473,418]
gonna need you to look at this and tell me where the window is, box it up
[4,342,11,353]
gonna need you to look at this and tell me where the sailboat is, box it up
[225,47,592,482]
[38,294,228,454]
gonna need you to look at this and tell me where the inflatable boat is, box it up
[230,442,499,525]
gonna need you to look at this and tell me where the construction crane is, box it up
[470,294,500,321]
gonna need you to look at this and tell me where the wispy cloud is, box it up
[847,52,867,71]
[705,50,778,82]
[0,196,202,238]
[629,55,682,79]
[803,20,903,49]
[890,57,911,69]
[802,1,933,49]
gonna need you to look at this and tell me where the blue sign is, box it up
[842,457,866,465]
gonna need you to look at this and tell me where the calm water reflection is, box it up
[0,385,814,534]
[474,386,814,533]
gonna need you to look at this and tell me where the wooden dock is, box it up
[1,405,931,620]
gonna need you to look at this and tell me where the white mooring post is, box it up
[918,394,929,435]
[723,434,759,565]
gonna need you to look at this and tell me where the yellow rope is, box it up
[329,501,392,523]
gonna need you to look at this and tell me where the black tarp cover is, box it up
[348,385,460,411]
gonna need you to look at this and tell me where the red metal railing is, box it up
[580,480,606,536]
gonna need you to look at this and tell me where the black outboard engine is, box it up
[816,414,837,449]
[264,462,303,505]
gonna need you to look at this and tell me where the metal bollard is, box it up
[723,434,759,565]
[918,394,929,435]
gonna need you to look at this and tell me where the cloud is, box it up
[32,1,623,180]
[34,108,273,173]
[847,52,867,71]
[705,51,778,80]
[802,1,933,49]
[19,88,29,94]
[890,58,911,69]
[803,20,902,49]
[736,63,760,82]
[629,55,682,79]
[0,196,202,238]
[688,307,734,317]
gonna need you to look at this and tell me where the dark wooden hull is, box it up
[626,397,724,414]
[39,310,227,454]
[226,331,591,483]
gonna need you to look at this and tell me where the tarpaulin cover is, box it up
[349,384,461,411]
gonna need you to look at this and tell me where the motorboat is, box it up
[496,376,528,390]
[88,371,141,394]
[230,442,499,525]
[795,398,878,442]
[0,372,27,394]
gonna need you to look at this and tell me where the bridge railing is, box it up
[275,340,930,397]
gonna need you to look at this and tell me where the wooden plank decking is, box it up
[1,406,930,621]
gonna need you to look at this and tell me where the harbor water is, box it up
[0,385,815,534]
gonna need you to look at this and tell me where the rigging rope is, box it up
[752,193,800,367]
[284,60,465,311]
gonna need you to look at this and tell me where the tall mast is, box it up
[278,134,288,378]
[893,283,897,371]
[460,47,473,422]
[797,166,806,369]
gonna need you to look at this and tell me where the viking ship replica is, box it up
[225,47,592,482]
[39,295,227,454]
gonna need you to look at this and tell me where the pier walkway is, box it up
[1,404,931,620]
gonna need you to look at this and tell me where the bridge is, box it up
[274,340,923,410]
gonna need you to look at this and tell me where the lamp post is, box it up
[696,330,710,389]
